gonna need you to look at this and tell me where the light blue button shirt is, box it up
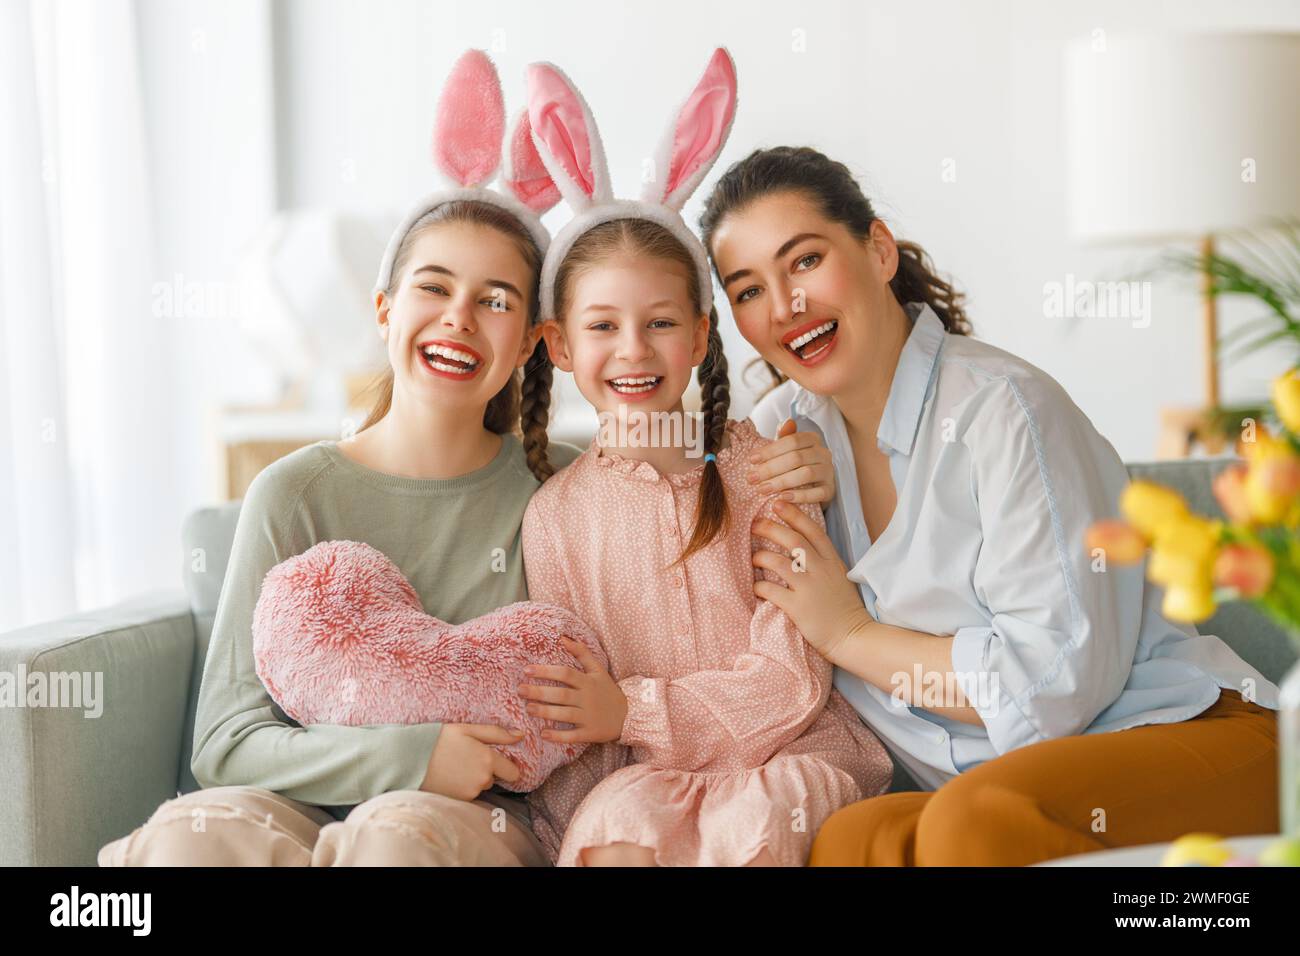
[749,302,1281,791]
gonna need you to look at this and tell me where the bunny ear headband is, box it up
[526,47,738,322]
[373,49,563,313]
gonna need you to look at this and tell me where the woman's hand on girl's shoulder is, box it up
[751,499,866,661]
[420,723,525,801]
[747,418,836,505]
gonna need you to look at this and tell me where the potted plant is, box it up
[1087,368,1300,844]
[1153,219,1300,449]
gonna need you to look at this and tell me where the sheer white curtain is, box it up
[0,0,176,631]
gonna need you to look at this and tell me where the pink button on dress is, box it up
[521,417,893,866]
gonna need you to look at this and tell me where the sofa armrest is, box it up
[0,591,195,866]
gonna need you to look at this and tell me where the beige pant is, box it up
[97,786,551,867]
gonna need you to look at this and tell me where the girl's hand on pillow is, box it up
[420,723,525,801]
[748,418,836,505]
[519,637,628,745]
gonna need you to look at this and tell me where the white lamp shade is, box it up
[1064,32,1300,244]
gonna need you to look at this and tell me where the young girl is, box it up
[515,51,893,866]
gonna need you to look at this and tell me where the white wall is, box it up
[4,0,1278,620]
[137,0,278,510]
[269,0,1300,460]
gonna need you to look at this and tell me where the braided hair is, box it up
[519,336,555,483]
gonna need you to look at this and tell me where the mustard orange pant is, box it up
[809,689,1279,866]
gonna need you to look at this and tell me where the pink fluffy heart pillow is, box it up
[251,539,607,792]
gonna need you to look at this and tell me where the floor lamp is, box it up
[1063,32,1300,458]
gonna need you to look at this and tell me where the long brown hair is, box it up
[553,218,731,569]
[357,200,555,483]
[699,145,971,397]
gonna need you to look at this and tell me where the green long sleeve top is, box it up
[189,432,581,819]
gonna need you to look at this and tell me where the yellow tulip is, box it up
[1238,426,1300,525]
[1120,481,1189,541]
[1162,584,1217,622]
[1242,425,1298,466]
[1161,833,1232,866]
[1147,515,1219,588]
[1273,369,1300,436]
[1243,423,1279,460]
[1245,456,1300,524]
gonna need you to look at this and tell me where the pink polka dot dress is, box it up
[521,417,894,866]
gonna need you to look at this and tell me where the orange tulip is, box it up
[1212,543,1275,598]
[1084,520,1147,565]
[1211,463,1252,525]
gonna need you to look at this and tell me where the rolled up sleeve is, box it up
[951,377,1143,755]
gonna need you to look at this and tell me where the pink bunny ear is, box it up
[645,47,738,210]
[432,49,505,188]
[525,61,610,210]
[502,109,562,214]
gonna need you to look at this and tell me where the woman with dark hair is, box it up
[701,146,1281,866]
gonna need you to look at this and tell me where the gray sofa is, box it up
[2,459,1296,866]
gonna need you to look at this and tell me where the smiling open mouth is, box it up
[785,320,838,360]
[607,376,663,395]
[420,343,480,375]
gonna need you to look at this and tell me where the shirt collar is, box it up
[791,301,947,457]
[879,301,946,455]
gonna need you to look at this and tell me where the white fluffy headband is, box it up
[373,49,562,318]
[526,48,739,323]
